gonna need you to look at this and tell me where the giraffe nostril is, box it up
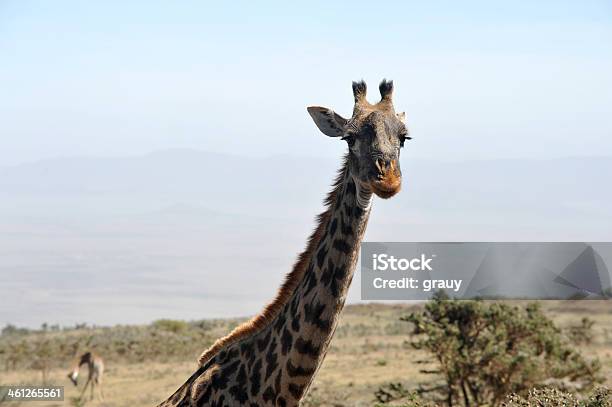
[375,158,393,174]
[375,158,383,173]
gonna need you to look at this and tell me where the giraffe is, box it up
[67,351,105,401]
[158,79,409,407]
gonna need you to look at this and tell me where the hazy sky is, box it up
[1,1,611,166]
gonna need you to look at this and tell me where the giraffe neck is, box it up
[228,158,372,401]
[175,158,373,406]
[276,161,372,399]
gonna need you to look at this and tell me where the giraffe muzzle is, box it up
[369,158,401,199]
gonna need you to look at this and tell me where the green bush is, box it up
[377,387,611,407]
[152,319,189,333]
[395,294,602,406]
[567,317,596,346]
[502,387,611,407]
[0,318,244,372]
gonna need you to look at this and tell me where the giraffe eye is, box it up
[342,134,356,147]
[399,132,412,148]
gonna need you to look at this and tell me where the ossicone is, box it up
[379,79,393,102]
[352,80,367,104]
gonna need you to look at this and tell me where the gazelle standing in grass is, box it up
[67,351,105,401]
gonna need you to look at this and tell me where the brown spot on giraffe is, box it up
[157,79,410,406]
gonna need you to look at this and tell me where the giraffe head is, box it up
[308,79,409,200]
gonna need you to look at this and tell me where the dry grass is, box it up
[2,301,611,407]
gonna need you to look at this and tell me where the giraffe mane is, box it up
[198,155,349,366]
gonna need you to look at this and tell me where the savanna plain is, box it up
[1,301,611,407]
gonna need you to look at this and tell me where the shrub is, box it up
[567,317,596,345]
[375,382,413,404]
[152,319,189,333]
[0,318,243,372]
[378,387,611,407]
[399,294,602,406]
[502,387,611,407]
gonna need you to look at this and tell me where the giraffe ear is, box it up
[307,106,347,138]
[397,112,406,124]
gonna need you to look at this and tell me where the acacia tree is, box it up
[402,294,602,406]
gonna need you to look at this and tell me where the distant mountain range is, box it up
[1,149,611,327]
